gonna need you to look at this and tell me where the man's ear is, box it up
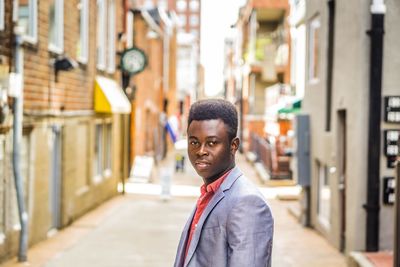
[231,137,240,154]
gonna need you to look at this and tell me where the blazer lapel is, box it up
[177,207,196,267]
[183,167,243,266]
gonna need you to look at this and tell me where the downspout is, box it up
[12,27,28,261]
[364,0,386,252]
[325,0,335,132]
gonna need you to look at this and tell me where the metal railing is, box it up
[249,133,291,179]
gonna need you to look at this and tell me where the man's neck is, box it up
[203,164,235,186]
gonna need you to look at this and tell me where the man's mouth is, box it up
[195,161,210,169]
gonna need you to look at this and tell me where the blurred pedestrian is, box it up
[173,99,274,267]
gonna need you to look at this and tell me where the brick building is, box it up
[0,0,131,262]
[125,1,179,165]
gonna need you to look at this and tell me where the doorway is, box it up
[337,110,347,252]
[49,125,62,230]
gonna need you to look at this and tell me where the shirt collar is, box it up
[200,169,232,195]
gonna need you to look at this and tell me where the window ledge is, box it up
[77,56,88,65]
[93,175,103,185]
[48,44,63,55]
[103,169,112,178]
[308,78,320,85]
[22,35,38,46]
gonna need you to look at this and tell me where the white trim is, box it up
[96,0,107,70]
[0,0,4,31]
[106,0,115,73]
[126,11,133,48]
[141,10,164,38]
[370,0,386,14]
[77,0,89,64]
[48,0,64,54]
[18,0,38,44]
[308,16,320,82]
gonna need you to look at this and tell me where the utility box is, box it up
[294,114,311,186]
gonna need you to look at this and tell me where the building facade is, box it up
[0,0,131,262]
[296,0,400,255]
[231,0,293,179]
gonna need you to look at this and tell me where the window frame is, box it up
[48,0,64,54]
[0,0,4,31]
[18,0,38,44]
[93,123,104,183]
[77,0,89,64]
[189,15,199,26]
[189,0,199,12]
[103,123,112,177]
[308,16,320,83]
[96,0,107,70]
[176,0,187,12]
[0,135,5,244]
[106,0,116,73]
[93,121,113,183]
[317,161,331,230]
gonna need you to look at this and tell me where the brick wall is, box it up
[23,0,123,112]
[0,0,12,65]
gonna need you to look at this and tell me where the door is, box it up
[337,110,346,252]
[49,125,62,230]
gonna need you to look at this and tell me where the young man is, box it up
[174,99,274,267]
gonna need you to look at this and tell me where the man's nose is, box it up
[197,143,208,156]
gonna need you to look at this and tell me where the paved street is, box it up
[1,153,347,267]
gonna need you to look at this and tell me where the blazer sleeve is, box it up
[226,194,274,267]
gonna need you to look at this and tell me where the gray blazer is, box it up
[173,167,274,267]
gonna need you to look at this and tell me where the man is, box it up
[174,99,274,267]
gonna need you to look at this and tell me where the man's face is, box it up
[187,119,239,184]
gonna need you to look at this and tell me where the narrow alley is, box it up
[0,153,346,267]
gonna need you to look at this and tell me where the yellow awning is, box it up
[94,76,131,114]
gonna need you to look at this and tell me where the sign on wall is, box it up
[384,96,400,123]
[384,129,400,168]
[383,177,396,205]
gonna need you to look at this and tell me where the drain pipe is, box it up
[12,26,28,261]
[364,0,386,252]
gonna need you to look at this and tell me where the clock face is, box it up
[121,48,147,75]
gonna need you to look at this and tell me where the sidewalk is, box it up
[0,153,347,267]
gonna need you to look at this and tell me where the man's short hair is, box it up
[188,99,238,141]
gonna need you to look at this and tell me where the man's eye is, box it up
[208,141,216,146]
[190,141,198,146]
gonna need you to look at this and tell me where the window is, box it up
[126,11,133,48]
[178,14,186,27]
[189,15,199,26]
[176,0,187,12]
[77,0,89,63]
[96,0,116,71]
[93,122,113,183]
[0,135,5,244]
[317,161,330,229]
[308,16,320,82]
[48,0,64,53]
[94,124,103,181]
[0,0,4,31]
[158,0,167,10]
[143,0,154,9]
[96,0,107,70]
[189,0,199,12]
[104,123,112,176]
[107,0,115,73]
[190,29,199,39]
[18,0,38,43]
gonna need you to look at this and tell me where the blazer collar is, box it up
[183,166,243,267]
